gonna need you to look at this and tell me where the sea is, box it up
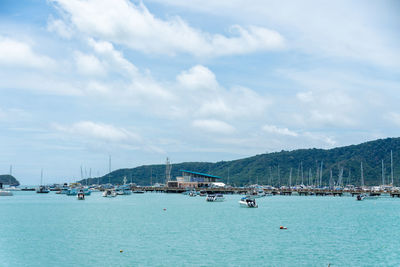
[1,191,400,266]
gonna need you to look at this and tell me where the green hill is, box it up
[80,137,400,187]
[0,175,20,186]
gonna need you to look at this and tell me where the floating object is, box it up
[163,208,166,211]
[120,250,123,253]
[239,196,258,208]
[280,226,287,230]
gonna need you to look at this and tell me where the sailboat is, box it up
[36,169,50,194]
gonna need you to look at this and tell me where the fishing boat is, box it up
[77,192,85,200]
[206,193,225,202]
[239,196,258,208]
[102,189,117,197]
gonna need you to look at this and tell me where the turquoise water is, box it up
[1,192,400,266]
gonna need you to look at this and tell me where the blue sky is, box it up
[0,0,399,184]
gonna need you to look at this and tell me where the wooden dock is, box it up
[132,186,399,197]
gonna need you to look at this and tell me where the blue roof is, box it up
[180,170,221,179]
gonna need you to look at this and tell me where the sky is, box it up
[0,0,399,184]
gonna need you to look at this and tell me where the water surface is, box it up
[1,192,399,266]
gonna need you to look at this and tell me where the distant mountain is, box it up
[0,175,20,186]
[80,137,400,187]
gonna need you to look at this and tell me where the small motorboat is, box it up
[77,192,85,200]
[206,193,225,202]
[132,190,145,194]
[116,185,132,195]
[199,190,207,197]
[356,194,366,201]
[188,190,197,197]
[239,196,258,208]
[102,189,117,197]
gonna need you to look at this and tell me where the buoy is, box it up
[163,208,166,211]
[280,226,287,230]
[120,250,123,253]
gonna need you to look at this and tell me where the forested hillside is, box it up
[80,137,400,186]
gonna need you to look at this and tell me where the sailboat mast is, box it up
[301,161,304,185]
[9,165,12,185]
[319,161,323,187]
[108,155,111,184]
[391,150,394,186]
[289,168,292,188]
[382,160,385,186]
[360,161,364,187]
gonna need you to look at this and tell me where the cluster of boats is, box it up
[184,189,265,208]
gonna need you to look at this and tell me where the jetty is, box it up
[130,186,400,197]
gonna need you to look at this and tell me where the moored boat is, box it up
[36,185,50,194]
[77,192,85,200]
[239,196,258,208]
[206,193,225,202]
[356,194,366,201]
[0,183,13,196]
[102,189,117,197]
[116,185,132,195]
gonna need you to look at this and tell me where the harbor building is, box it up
[167,170,221,188]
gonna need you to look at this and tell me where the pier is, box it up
[130,186,397,197]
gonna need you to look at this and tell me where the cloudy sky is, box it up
[0,0,399,184]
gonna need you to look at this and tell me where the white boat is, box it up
[116,185,132,195]
[0,183,13,196]
[248,188,266,198]
[239,197,258,208]
[77,192,85,200]
[206,193,225,202]
[356,194,366,201]
[102,189,117,197]
[188,190,197,197]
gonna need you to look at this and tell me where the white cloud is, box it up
[177,65,219,91]
[87,38,138,76]
[0,36,55,69]
[51,0,285,57]
[47,16,73,39]
[53,121,140,142]
[192,119,235,134]
[149,0,400,67]
[262,124,298,137]
[74,51,106,76]
[303,132,336,147]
